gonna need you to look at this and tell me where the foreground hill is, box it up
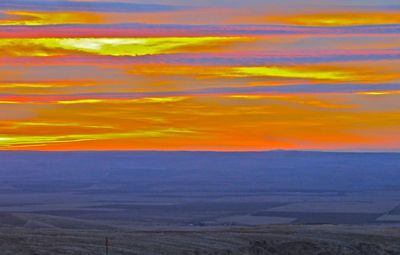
[0,224,399,255]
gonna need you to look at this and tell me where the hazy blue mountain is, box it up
[1,151,399,193]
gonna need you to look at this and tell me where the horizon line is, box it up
[0,149,399,154]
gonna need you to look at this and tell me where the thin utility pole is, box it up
[105,237,109,255]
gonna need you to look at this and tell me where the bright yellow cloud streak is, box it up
[0,83,54,88]
[56,97,188,105]
[128,96,189,104]
[0,101,18,104]
[127,64,394,82]
[0,10,102,26]
[0,128,195,147]
[229,66,355,81]
[0,96,190,105]
[225,95,291,100]
[9,122,113,129]
[357,91,400,96]
[223,94,353,108]
[267,12,400,26]
[0,37,244,57]
[0,81,99,90]
[58,99,105,104]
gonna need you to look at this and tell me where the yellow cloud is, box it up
[224,95,291,100]
[0,37,244,57]
[0,83,54,88]
[57,99,105,104]
[266,12,400,26]
[9,122,113,129]
[357,91,400,96]
[127,64,395,82]
[0,101,19,104]
[0,10,102,26]
[0,128,195,147]
[0,96,190,105]
[56,97,188,105]
[229,66,354,81]
[128,96,189,104]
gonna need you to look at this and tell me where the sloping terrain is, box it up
[0,224,399,255]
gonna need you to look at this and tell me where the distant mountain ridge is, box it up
[1,150,400,193]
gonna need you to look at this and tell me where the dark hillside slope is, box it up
[0,225,399,255]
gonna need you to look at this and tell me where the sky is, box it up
[0,0,399,151]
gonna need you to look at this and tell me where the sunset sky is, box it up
[0,0,399,151]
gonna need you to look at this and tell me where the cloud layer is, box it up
[0,0,399,151]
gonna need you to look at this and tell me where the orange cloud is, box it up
[1,94,400,151]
